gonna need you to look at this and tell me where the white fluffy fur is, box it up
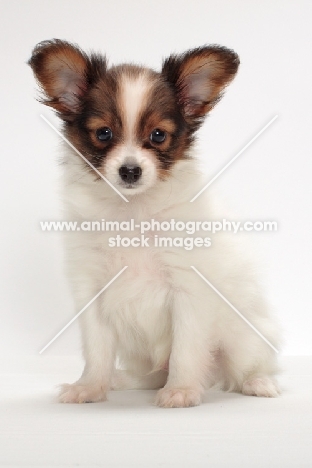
[59,143,281,407]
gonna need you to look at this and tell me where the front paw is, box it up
[58,382,107,403]
[155,387,202,408]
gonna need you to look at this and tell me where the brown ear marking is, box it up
[28,39,106,119]
[162,45,239,127]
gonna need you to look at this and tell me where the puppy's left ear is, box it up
[162,45,239,127]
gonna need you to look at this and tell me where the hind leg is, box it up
[220,336,280,398]
[111,369,168,390]
[241,374,280,397]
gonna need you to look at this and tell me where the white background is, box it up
[0,0,311,357]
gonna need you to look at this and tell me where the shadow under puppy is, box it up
[29,40,281,407]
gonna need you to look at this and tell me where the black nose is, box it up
[119,165,142,183]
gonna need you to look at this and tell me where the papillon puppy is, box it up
[29,40,280,407]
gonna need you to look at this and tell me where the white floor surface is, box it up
[0,356,311,467]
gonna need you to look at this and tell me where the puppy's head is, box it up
[29,40,239,195]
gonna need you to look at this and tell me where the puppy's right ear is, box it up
[28,39,105,119]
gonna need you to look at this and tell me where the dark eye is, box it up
[150,129,166,143]
[96,127,113,142]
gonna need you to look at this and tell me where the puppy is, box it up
[29,40,280,407]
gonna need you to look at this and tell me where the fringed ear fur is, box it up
[28,39,106,120]
[29,40,238,127]
[162,45,239,127]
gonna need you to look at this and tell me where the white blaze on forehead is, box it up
[120,73,152,142]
